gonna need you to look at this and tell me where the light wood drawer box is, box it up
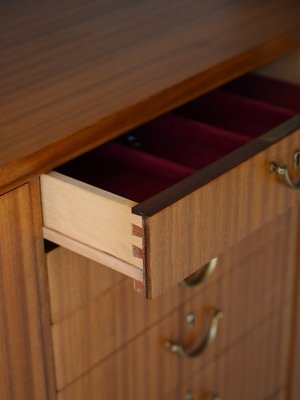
[41,70,300,298]
[164,308,292,400]
[50,208,297,391]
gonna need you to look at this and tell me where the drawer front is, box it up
[47,248,126,323]
[142,127,300,297]
[41,73,300,298]
[56,302,293,400]
[164,309,291,400]
[51,208,297,391]
[290,264,300,400]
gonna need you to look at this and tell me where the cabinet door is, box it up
[0,182,55,400]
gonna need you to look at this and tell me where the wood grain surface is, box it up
[288,206,300,400]
[56,299,294,400]
[0,0,300,194]
[51,208,297,391]
[47,248,126,322]
[164,307,292,400]
[144,129,300,298]
[0,182,55,400]
[40,171,143,270]
[290,283,300,400]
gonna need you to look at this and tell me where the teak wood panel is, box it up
[290,297,300,400]
[41,172,143,273]
[0,183,55,400]
[272,393,286,400]
[144,129,300,298]
[289,224,300,400]
[164,309,292,400]
[47,248,125,322]
[56,303,293,399]
[47,210,288,322]
[0,1,300,194]
[52,209,297,391]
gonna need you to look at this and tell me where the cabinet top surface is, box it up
[1,0,300,192]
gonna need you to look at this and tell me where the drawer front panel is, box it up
[164,308,291,400]
[47,249,126,323]
[56,303,293,400]
[144,128,300,297]
[52,208,297,390]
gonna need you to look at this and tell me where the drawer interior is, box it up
[57,74,300,203]
[42,67,300,296]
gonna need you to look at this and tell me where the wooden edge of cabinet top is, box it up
[1,0,300,194]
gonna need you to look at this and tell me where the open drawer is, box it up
[40,71,300,298]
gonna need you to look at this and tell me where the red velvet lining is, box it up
[222,74,300,112]
[176,91,297,137]
[57,75,300,202]
[58,143,194,202]
[132,115,250,169]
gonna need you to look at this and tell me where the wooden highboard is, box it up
[1,1,300,399]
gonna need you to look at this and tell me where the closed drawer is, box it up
[164,308,291,400]
[55,292,293,399]
[50,208,297,391]
[41,73,300,298]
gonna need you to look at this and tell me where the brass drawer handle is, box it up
[165,309,223,359]
[269,151,300,190]
[185,393,220,400]
[180,257,218,287]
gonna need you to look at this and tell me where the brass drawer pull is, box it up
[181,257,218,287]
[185,393,220,400]
[269,151,300,190]
[165,309,223,359]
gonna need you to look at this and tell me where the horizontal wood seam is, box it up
[55,303,290,393]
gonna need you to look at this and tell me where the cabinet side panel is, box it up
[0,182,55,399]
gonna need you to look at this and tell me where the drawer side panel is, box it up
[40,172,143,269]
